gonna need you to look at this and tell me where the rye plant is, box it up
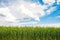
[0,26,60,40]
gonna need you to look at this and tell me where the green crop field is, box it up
[0,26,60,40]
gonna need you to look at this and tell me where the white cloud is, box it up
[9,0,57,21]
[46,6,56,14]
[0,0,56,21]
[43,0,55,5]
[8,0,48,21]
[38,23,60,27]
[0,0,58,26]
[0,7,17,22]
[57,0,60,4]
[56,16,60,18]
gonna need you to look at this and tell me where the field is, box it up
[0,26,60,40]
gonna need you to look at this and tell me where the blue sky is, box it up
[0,0,60,26]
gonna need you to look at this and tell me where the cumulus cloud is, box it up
[0,0,59,26]
[8,0,56,22]
[8,0,45,21]
[0,7,17,22]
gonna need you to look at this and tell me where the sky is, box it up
[0,0,60,26]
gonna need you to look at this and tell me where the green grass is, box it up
[0,26,60,40]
